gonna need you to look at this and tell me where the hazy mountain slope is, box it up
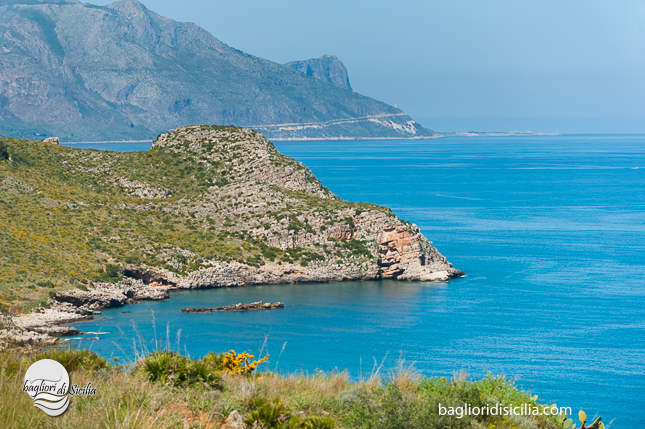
[0,0,435,141]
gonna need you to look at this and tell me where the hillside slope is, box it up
[0,126,460,313]
[0,0,435,141]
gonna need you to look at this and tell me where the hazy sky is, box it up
[90,0,645,133]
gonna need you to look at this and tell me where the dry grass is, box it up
[221,371,353,416]
[0,349,582,429]
[0,351,354,429]
[0,353,182,428]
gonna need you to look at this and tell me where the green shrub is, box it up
[342,379,484,429]
[0,302,10,314]
[93,264,122,283]
[201,351,223,369]
[303,416,336,429]
[139,351,223,389]
[0,141,8,160]
[36,281,54,288]
[261,248,278,261]
[244,397,290,428]
[215,178,229,187]
[34,348,110,373]
[341,239,371,258]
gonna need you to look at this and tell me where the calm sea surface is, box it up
[65,135,645,427]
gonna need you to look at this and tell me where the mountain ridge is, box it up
[0,0,436,141]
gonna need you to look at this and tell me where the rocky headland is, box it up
[0,125,462,349]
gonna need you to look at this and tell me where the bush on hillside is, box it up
[34,348,110,373]
[92,264,123,283]
[140,350,223,389]
[217,349,269,375]
[0,141,8,160]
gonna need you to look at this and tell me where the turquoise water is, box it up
[67,135,645,427]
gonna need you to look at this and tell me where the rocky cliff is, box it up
[0,0,435,141]
[285,55,353,91]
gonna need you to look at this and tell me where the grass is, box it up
[0,347,589,429]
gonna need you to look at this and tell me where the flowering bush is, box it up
[217,350,268,375]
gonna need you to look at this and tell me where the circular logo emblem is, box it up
[23,359,70,417]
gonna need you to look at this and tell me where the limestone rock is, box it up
[13,308,93,332]
[182,301,285,313]
[54,279,170,310]
[42,137,60,144]
[31,325,85,337]
[221,410,245,429]
[0,314,59,350]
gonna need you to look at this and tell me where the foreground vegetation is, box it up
[0,348,601,429]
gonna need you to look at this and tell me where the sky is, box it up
[89,0,645,133]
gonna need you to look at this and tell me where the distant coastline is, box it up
[61,131,560,145]
[441,131,561,137]
[62,140,154,145]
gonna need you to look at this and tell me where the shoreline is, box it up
[3,268,463,351]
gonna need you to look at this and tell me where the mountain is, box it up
[285,55,353,91]
[0,126,460,313]
[0,0,436,141]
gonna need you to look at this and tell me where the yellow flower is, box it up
[216,350,269,375]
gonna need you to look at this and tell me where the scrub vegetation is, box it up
[0,347,600,429]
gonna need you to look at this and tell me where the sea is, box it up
[64,135,645,427]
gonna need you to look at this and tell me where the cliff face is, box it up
[148,126,461,287]
[0,0,435,141]
[285,55,353,91]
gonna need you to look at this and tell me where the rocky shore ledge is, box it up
[182,302,285,313]
[2,230,463,349]
[2,249,461,349]
[0,278,171,351]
